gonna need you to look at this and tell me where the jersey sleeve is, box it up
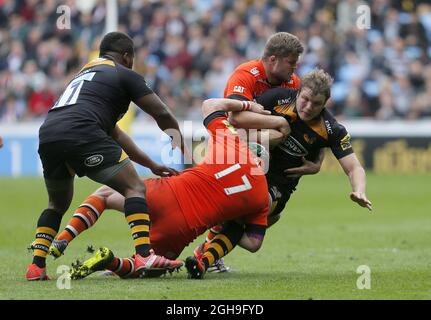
[204,110,227,133]
[118,66,154,102]
[329,122,354,159]
[224,69,256,100]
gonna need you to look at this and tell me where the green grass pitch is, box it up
[0,173,430,300]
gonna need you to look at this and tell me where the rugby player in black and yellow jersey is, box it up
[26,32,184,281]
[190,69,372,274]
[255,69,372,226]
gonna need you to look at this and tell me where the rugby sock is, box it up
[32,209,62,268]
[205,224,223,243]
[124,197,151,257]
[107,257,136,278]
[56,195,105,243]
[201,222,243,270]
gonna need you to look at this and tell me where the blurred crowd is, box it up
[0,0,431,122]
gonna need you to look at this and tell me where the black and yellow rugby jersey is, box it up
[256,87,354,190]
[39,57,153,144]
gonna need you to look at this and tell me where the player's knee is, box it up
[246,242,262,253]
[125,180,146,198]
[243,237,263,253]
[93,185,114,202]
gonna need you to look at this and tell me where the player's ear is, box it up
[123,52,133,69]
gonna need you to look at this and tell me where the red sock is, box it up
[57,195,105,243]
[107,257,137,278]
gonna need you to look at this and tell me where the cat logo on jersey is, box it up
[222,120,237,134]
[233,85,245,93]
[340,133,352,151]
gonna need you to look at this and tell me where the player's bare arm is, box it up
[254,128,287,150]
[202,98,289,151]
[201,98,271,118]
[284,149,325,178]
[230,110,325,177]
[0,135,3,149]
[338,153,372,211]
[111,125,179,177]
[135,93,189,155]
[229,110,290,134]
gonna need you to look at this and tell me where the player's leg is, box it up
[70,247,115,280]
[70,247,142,280]
[27,142,75,280]
[71,184,187,280]
[72,243,182,281]
[50,185,116,258]
[255,128,286,150]
[106,254,175,279]
[93,161,150,255]
[71,247,176,281]
[186,221,244,279]
[51,182,141,258]
[106,255,138,279]
[89,161,183,273]
[27,177,74,280]
[63,136,183,273]
[197,225,233,273]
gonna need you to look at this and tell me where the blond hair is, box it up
[301,69,333,101]
[263,32,304,58]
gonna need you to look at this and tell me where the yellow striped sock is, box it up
[126,213,150,254]
[202,234,234,268]
[33,226,57,258]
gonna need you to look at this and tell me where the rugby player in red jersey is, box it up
[51,98,287,279]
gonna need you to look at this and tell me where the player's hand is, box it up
[249,102,271,115]
[275,116,291,138]
[284,157,321,178]
[150,164,180,177]
[0,136,3,149]
[350,192,372,211]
